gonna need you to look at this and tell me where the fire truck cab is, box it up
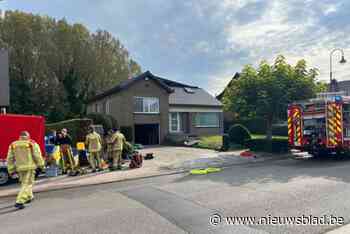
[288,91,350,157]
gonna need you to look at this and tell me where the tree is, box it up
[223,55,326,140]
[0,10,142,122]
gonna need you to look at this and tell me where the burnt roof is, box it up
[88,71,197,103]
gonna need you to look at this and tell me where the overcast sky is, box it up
[2,0,350,95]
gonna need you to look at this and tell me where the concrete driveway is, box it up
[139,146,219,170]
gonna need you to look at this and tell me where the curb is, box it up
[0,155,288,198]
[0,169,188,199]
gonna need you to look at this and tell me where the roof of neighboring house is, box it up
[169,87,222,107]
[216,72,240,100]
[337,80,350,89]
[88,71,198,103]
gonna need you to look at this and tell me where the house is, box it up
[87,71,223,145]
[216,72,240,127]
[332,80,350,95]
[216,72,240,101]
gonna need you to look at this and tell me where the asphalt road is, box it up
[1,156,350,234]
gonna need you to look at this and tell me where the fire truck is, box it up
[0,114,46,185]
[288,91,350,157]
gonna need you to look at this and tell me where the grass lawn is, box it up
[197,135,223,150]
[251,134,288,140]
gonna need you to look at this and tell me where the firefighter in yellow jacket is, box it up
[110,128,126,171]
[7,131,45,209]
[85,126,102,172]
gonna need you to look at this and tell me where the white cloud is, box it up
[204,0,350,95]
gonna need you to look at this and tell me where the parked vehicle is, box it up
[288,92,350,157]
[0,114,46,185]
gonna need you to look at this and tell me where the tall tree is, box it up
[223,55,326,140]
[0,10,142,122]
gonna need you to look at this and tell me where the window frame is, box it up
[169,112,181,133]
[195,112,220,128]
[134,96,160,114]
[105,100,110,114]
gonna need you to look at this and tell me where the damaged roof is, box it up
[88,71,222,107]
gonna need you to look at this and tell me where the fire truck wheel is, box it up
[0,169,10,186]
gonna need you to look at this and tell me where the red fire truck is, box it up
[288,92,350,157]
[0,114,46,185]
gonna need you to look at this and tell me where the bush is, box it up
[120,126,133,142]
[228,124,251,145]
[245,138,289,153]
[86,113,118,132]
[46,118,93,145]
[222,134,230,151]
[225,118,289,136]
[225,118,266,134]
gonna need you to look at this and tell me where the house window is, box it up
[95,103,102,113]
[134,97,159,113]
[195,113,220,127]
[105,100,110,114]
[169,112,181,132]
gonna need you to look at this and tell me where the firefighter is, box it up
[105,129,115,169]
[110,128,126,170]
[57,128,77,175]
[7,131,45,209]
[85,126,102,172]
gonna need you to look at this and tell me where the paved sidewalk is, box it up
[0,146,285,197]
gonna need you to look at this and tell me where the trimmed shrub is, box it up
[228,124,251,145]
[46,118,93,145]
[245,139,289,153]
[120,126,133,142]
[86,113,118,132]
[225,118,267,134]
[222,134,230,151]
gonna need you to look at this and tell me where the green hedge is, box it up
[225,118,266,134]
[86,113,118,132]
[272,125,288,136]
[244,138,289,153]
[225,118,287,136]
[46,118,93,145]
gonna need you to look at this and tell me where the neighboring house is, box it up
[216,72,240,126]
[216,72,240,101]
[333,80,350,95]
[87,71,223,145]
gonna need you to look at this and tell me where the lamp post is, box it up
[330,48,347,92]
